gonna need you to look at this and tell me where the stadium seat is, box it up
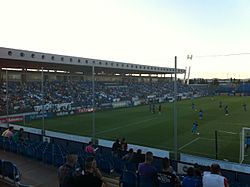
[121,170,137,187]
[18,182,33,187]
[10,141,19,153]
[229,182,240,187]
[3,138,11,151]
[99,159,113,174]
[221,169,236,184]
[159,182,175,187]
[77,156,85,169]
[0,136,3,149]
[54,153,65,167]
[138,175,154,187]
[152,159,164,172]
[125,162,137,172]
[237,172,250,186]
[0,159,2,175]
[113,158,125,174]
[2,161,21,184]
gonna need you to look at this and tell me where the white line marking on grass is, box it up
[200,137,238,143]
[217,130,238,135]
[200,137,214,141]
[96,117,158,135]
[223,122,249,126]
[179,137,200,150]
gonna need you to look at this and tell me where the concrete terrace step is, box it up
[103,176,120,187]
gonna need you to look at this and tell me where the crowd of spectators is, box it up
[0,80,200,115]
[58,153,107,187]
[1,126,25,141]
[58,149,229,187]
[0,128,234,187]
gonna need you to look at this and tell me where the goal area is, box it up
[215,130,240,162]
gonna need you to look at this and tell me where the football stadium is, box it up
[1,1,250,187]
[1,47,250,186]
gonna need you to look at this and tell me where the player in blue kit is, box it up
[224,105,229,115]
[192,121,199,135]
[219,101,222,109]
[199,109,203,120]
[243,103,247,112]
[192,103,195,111]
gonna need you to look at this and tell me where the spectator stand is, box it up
[1,124,250,186]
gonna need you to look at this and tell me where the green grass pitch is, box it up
[20,96,250,163]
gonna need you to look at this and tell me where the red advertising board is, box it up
[0,116,23,123]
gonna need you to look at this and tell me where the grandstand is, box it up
[1,47,250,186]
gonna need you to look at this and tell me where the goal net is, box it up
[240,127,250,164]
[216,130,240,162]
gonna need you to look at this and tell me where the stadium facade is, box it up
[0,47,185,82]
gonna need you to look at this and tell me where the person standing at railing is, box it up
[2,126,14,139]
[85,141,98,155]
[13,128,25,142]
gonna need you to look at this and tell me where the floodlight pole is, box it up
[173,56,178,160]
[6,70,9,127]
[92,65,96,144]
[41,67,45,136]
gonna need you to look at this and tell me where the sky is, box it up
[0,0,250,78]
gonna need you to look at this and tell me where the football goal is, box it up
[240,127,250,164]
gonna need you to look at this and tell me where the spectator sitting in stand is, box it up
[132,149,144,167]
[85,141,97,155]
[72,157,107,187]
[203,163,229,187]
[58,153,78,187]
[13,128,25,142]
[194,168,202,186]
[138,151,157,177]
[182,167,202,187]
[121,138,128,152]
[122,148,134,162]
[161,156,175,174]
[156,157,180,187]
[112,138,121,157]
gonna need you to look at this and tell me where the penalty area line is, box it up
[179,137,200,151]
[217,130,238,135]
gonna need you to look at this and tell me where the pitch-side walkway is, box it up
[0,149,58,187]
[0,149,120,187]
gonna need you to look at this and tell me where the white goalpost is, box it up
[240,127,250,164]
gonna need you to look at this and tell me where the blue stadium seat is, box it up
[54,153,65,167]
[121,170,137,187]
[159,182,175,187]
[230,183,240,187]
[237,172,250,186]
[0,159,2,175]
[99,159,113,174]
[0,136,4,149]
[125,162,137,172]
[77,156,85,169]
[3,138,11,151]
[10,141,19,153]
[221,169,236,185]
[2,161,21,184]
[18,182,32,187]
[113,158,125,174]
[139,175,154,187]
